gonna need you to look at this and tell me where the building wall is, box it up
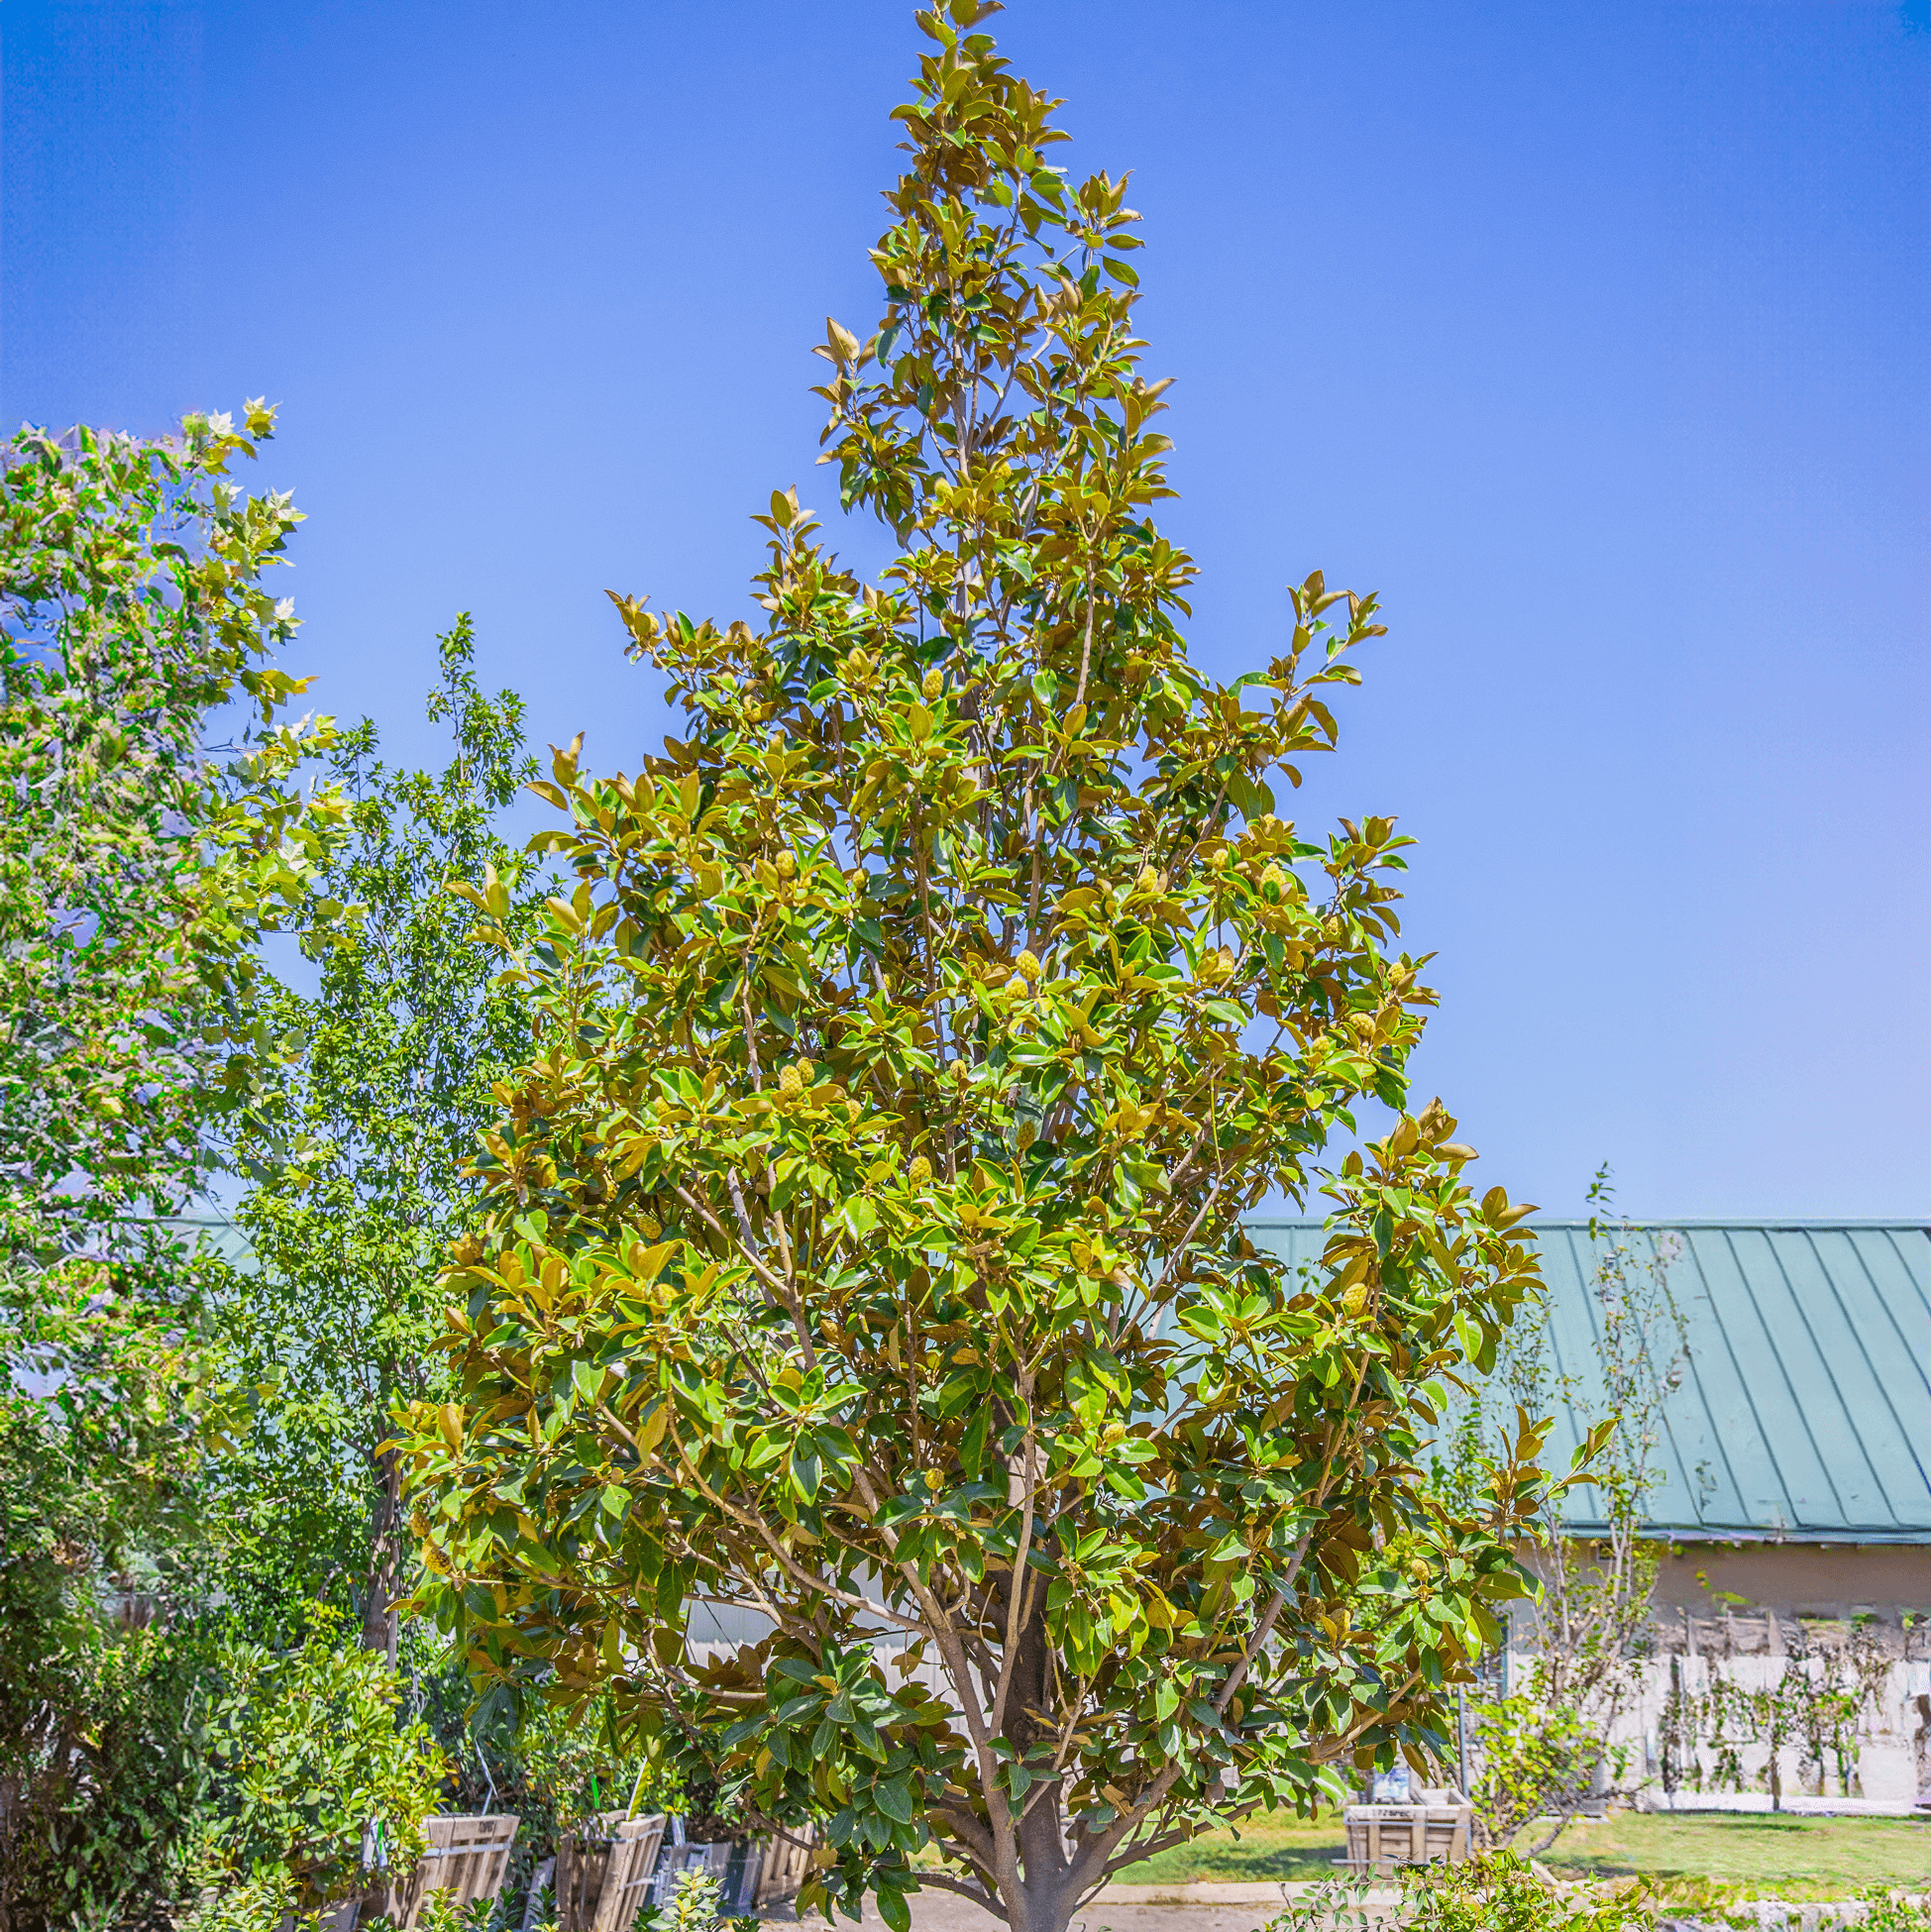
[1612,1652,1928,1804]
[1650,1543,1931,1626]
[1515,1541,1931,1805]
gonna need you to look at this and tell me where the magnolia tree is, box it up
[405,11,1570,1931]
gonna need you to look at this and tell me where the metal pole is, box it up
[1455,1685,1469,1797]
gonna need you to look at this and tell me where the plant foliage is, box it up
[228,618,543,1655]
[0,403,332,1932]
[1263,1855,1657,1932]
[403,10,1575,1932]
[1446,1168,1687,1849]
[198,1608,448,1915]
[0,404,332,1272]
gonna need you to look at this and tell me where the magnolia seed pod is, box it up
[1015,949,1041,980]
[779,1064,803,1096]
[774,850,797,878]
[921,668,942,700]
[907,1153,932,1187]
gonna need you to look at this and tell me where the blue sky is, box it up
[6,0,1927,1218]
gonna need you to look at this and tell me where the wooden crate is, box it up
[1341,1791,1471,1874]
[753,1825,815,1907]
[376,1814,521,1931]
[556,1811,622,1932]
[556,1813,668,1932]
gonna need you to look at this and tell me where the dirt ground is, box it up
[900,1903,1279,1932]
[768,1892,1315,1932]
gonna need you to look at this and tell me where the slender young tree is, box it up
[231,621,544,1658]
[1453,1167,1688,1850]
[406,12,1567,1932]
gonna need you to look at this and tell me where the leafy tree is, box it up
[193,1607,448,1922]
[228,619,544,1657]
[0,405,331,1277]
[0,405,332,1931]
[404,11,1564,1932]
[0,1256,233,1932]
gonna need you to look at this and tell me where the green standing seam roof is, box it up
[1244,1220,1931,1546]
[163,1213,257,1272]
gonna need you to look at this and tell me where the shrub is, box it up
[1259,1854,1657,1932]
[198,1610,448,1914]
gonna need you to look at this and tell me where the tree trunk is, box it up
[1003,1878,1079,1932]
[0,1768,18,1932]
[362,1444,402,1662]
[979,1576,1088,1932]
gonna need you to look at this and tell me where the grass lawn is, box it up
[1111,1813,1346,1883]
[1105,1810,1931,1901]
[1541,1811,1930,1903]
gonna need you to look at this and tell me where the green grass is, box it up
[1109,1813,1359,1883]
[1102,1810,1931,1901]
[1541,1812,1931,1903]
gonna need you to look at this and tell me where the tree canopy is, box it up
[404,10,1565,1932]
[0,405,331,1274]
[0,403,343,1930]
[229,617,545,1657]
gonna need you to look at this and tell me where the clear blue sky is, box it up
[6,1,1927,1219]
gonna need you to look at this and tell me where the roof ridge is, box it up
[1243,1218,1931,1232]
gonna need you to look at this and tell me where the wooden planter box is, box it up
[288,1816,519,1932]
[557,1814,811,1927]
[375,1814,521,1930]
[556,1813,668,1932]
[1341,1789,1472,1874]
[753,1825,814,1908]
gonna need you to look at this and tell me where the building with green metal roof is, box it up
[1247,1218,1931,1547]
[1249,1218,1931,1804]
